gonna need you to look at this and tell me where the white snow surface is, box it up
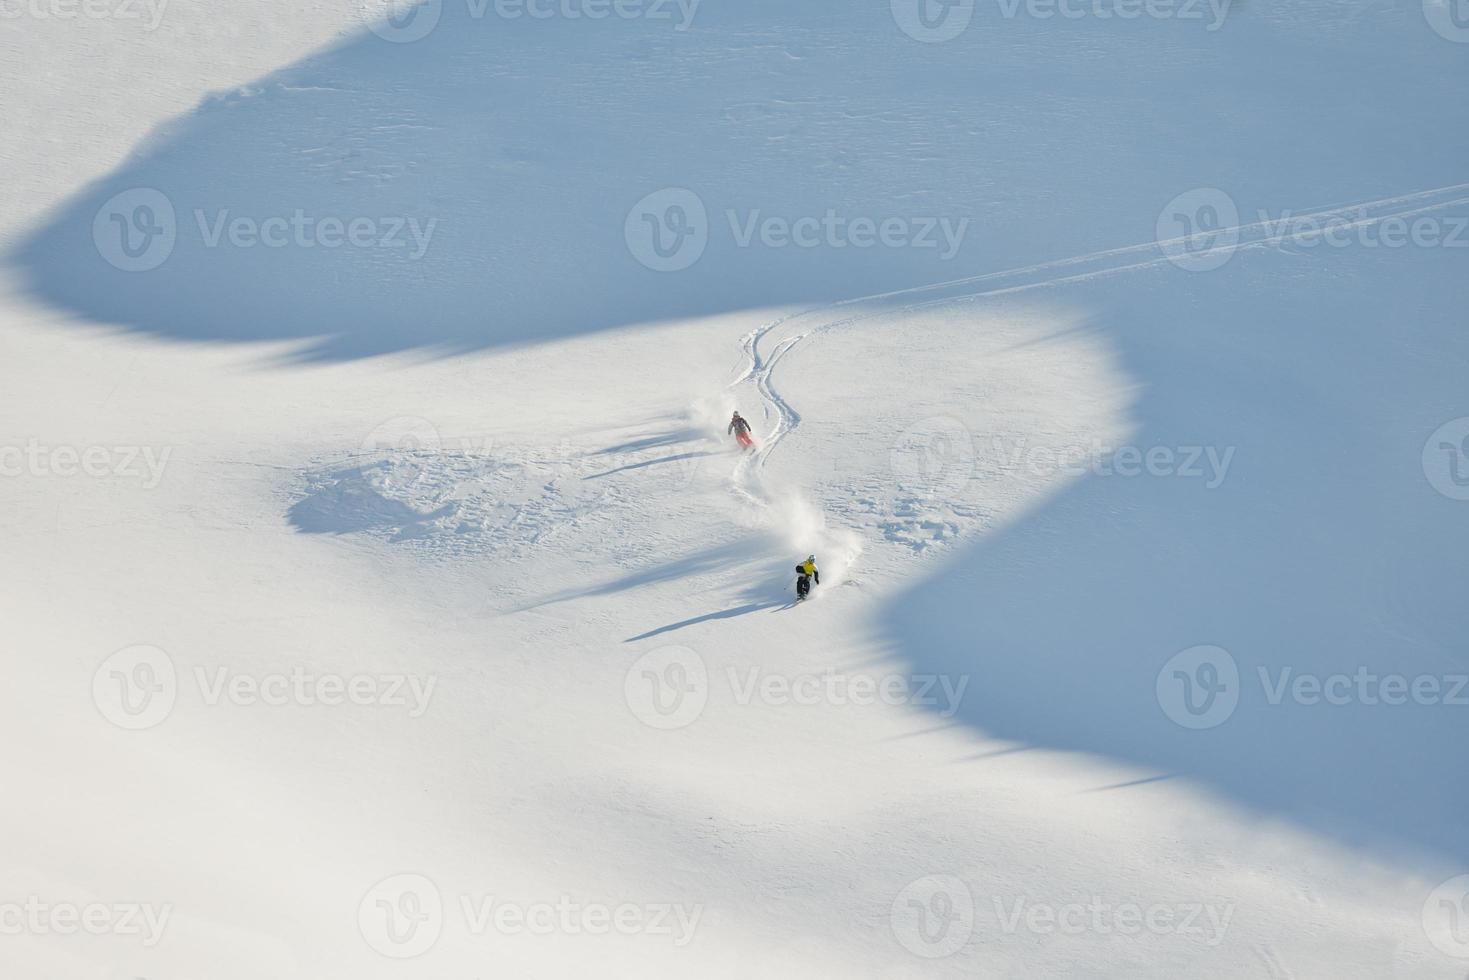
[2,1,1468,977]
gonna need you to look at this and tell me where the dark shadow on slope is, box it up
[883,247,1469,868]
[594,428,705,457]
[625,601,782,642]
[584,450,717,480]
[952,746,1037,763]
[521,537,775,611]
[622,547,801,638]
[9,1,1012,361]
[20,1,1466,360]
[1082,773,1177,793]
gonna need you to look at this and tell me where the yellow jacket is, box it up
[799,560,817,577]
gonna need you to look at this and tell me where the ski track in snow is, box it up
[731,180,1469,506]
[286,182,1469,575]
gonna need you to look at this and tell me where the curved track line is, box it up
[727,182,1469,501]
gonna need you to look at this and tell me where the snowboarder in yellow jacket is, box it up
[795,555,819,601]
[799,555,819,584]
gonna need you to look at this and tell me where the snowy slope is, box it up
[2,1,1468,978]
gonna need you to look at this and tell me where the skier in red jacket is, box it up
[728,411,755,451]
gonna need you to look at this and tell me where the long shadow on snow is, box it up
[17,1,1453,360]
[583,450,719,481]
[882,250,1469,867]
[625,601,783,642]
[623,552,802,640]
[593,428,706,457]
[9,1,1025,361]
[520,538,776,611]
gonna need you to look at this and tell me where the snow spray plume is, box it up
[770,492,861,592]
[688,394,739,440]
